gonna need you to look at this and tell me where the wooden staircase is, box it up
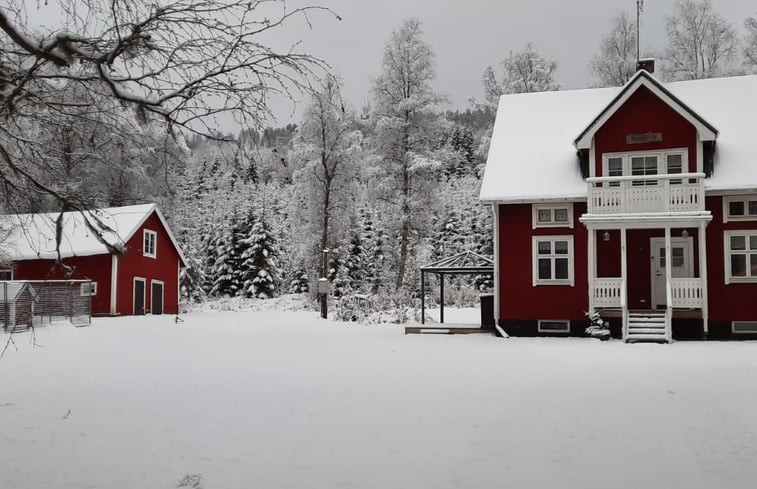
[626,310,669,343]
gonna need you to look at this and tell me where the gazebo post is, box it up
[439,273,445,324]
[421,271,425,325]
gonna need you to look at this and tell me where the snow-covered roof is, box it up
[0,281,38,303]
[0,203,186,265]
[480,74,757,203]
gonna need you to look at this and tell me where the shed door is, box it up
[134,278,145,315]
[151,281,164,315]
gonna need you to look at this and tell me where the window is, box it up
[602,150,687,185]
[631,155,658,186]
[724,231,757,283]
[0,269,12,280]
[143,230,157,258]
[732,321,757,334]
[538,320,570,333]
[723,196,757,222]
[532,204,573,229]
[80,282,97,296]
[532,236,574,286]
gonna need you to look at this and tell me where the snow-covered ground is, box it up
[2,306,757,489]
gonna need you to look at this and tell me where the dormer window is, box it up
[602,149,687,185]
[143,229,157,258]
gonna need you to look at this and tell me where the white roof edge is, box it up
[575,73,717,150]
[481,195,588,205]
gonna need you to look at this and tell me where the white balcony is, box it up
[586,173,705,215]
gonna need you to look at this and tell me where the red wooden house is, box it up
[0,204,186,316]
[480,69,757,342]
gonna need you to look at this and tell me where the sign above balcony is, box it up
[626,132,663,144]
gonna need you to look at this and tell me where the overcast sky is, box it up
[265,0,755,125]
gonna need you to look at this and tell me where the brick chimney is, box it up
[636,58,655,74]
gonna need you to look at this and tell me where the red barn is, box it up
[1,204,186,316]
[480,70,757,342]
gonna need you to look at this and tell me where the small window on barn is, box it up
[0,269,12,280]
[538,320,570,334]
[80,282,97,297]
[724,196,757,223]
[732,321,757,334]
[144,229,157,258]
[532,204,573,229]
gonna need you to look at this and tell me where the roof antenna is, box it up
[636,0,643,68]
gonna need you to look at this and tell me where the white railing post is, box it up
[699,221,709,337]
[588,228,596,313]
[664,227,673,342]
[621,228,628,341]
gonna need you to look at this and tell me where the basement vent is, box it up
[732,321,757,334]
[538,320,570,333]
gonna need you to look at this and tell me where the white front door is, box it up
[650,237,693,308]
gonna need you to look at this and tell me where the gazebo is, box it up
[419,251,494,325]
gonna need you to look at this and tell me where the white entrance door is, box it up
[650,237,693,309]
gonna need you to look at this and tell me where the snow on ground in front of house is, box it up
[2,306,757,489]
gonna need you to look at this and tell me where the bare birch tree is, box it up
[482,43,558,106]
[290,76,363,274]
[372,18,442,290]
[745,15,757,69]
[590,12,638,87]
[0,0,336,239]
[664,0,738,80]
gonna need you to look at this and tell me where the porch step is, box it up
[626,311,669,343]
[627,334,668,343]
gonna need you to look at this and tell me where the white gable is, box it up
[0,204,157,261]
[480,74,757,203]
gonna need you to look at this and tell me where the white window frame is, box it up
[732,321,757,334]
[602,148,688,181]
[532,203,574,229]
[143,229,157,258]
[722,195,757,223]
[538,319,571,334]
[723,230,757,284]
[80,281,97,297]
[532,235,575,286]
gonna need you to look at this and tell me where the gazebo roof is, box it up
[420,251,494,274]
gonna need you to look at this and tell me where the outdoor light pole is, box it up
[320,249,329,319]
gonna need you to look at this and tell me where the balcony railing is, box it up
[591,277,704,309]
[586,173,705,214]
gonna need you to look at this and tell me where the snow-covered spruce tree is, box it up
[343,231,365,292]
[590,12,638,87]
[372,18,443,290]
[180,246,207,303]
[210,215,245,298]
[241,218,281,299]
[482,43,559,106]
[288,268,310,294]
